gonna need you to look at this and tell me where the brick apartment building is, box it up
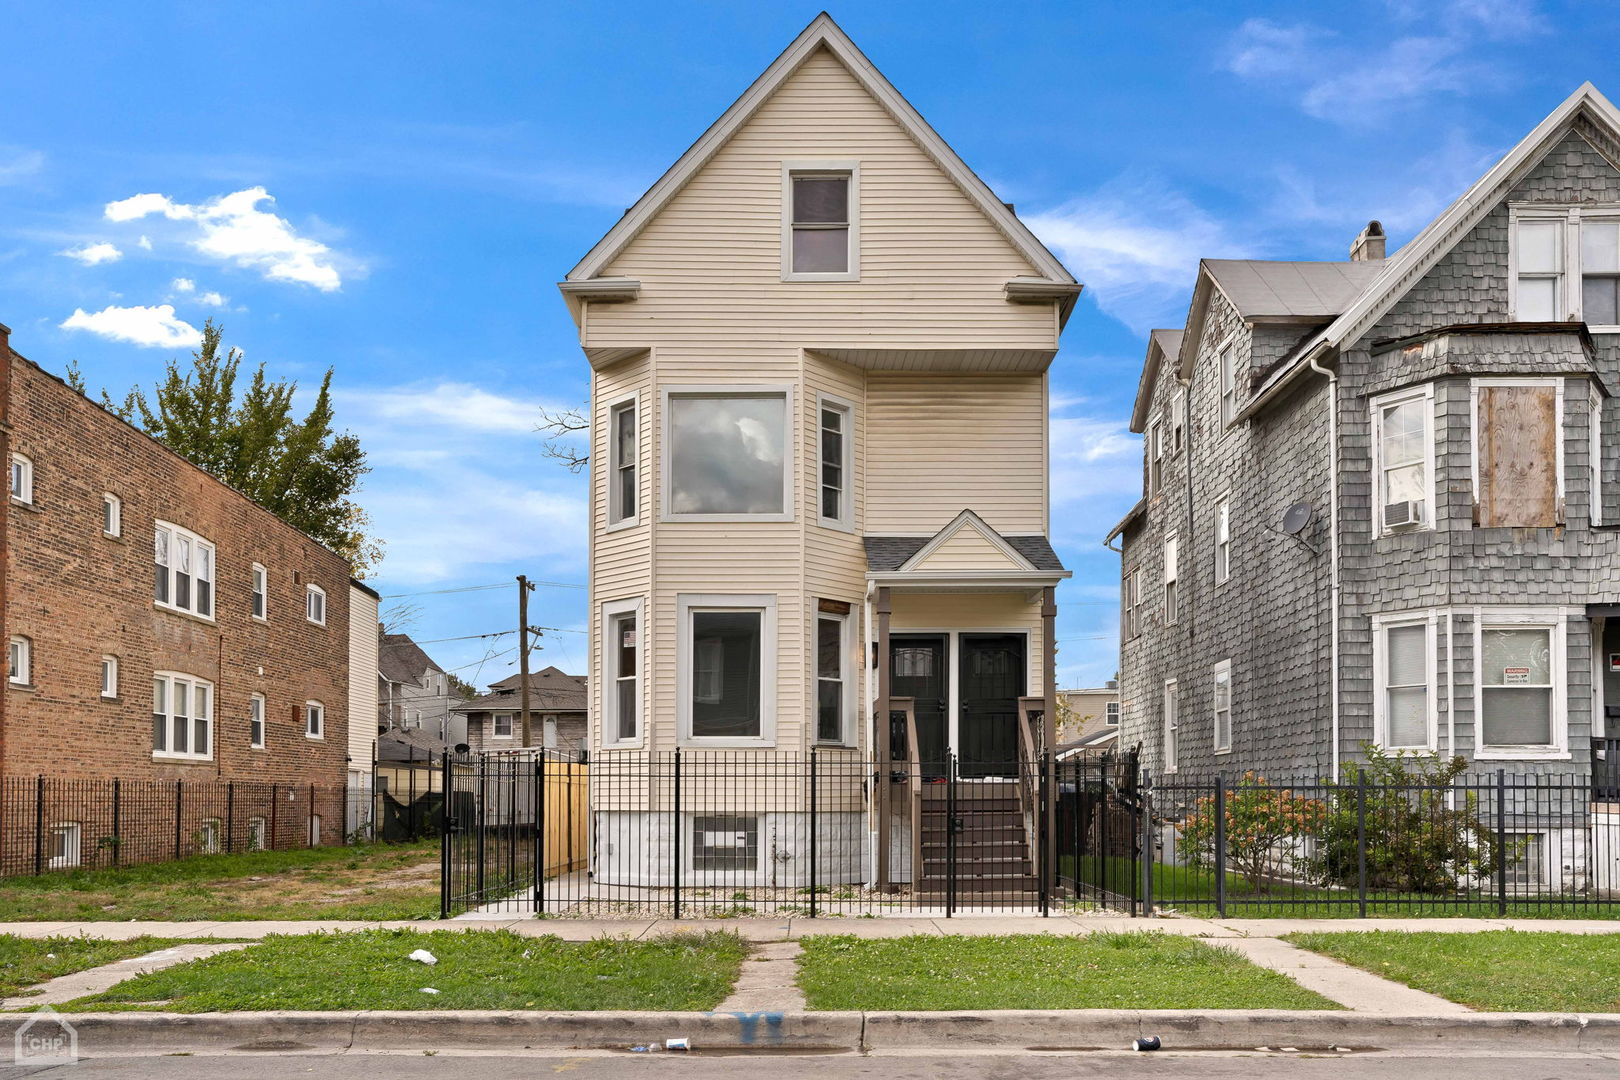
[1,322,378,870]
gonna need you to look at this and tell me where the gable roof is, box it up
[1128,329,1185,432]
[863,510,1067,577]
[1203,260,1386,320]
[1245,82,1620,415]
[455,666,588,715]
[563,13,1075,294]
[379,633,444,686]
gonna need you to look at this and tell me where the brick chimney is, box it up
[1350,220,1386,262]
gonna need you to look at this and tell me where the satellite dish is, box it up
[1282,501,1314,536]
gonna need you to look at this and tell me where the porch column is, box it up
[875,586,893,892]
[1042,586,1058,895]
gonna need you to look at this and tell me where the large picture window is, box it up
[602,597,642,745]
[153,672,213,761]
[679,595,776,745]
[665,390,791,519]
[154,522,215,619]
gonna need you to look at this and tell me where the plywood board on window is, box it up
[1478,384,1557,528]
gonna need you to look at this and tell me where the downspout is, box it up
[1307,349,1342,776]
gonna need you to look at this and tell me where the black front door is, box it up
[958,633,1026,778]
[890,634,948,777]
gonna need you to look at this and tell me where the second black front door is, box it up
[958,633,1026,778]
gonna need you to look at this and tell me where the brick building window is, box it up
[251,564,268,621]
[100,656,118,698]
[247,816,267,850]
[153,672,213,760]
[8,636,31,686]
[305,701,324,739]
[9,453,32,504]
[154,521,215,619]
[305,585,327,626]
[47,823,81,869]
[250,694,266,749]
[102,493,121,537]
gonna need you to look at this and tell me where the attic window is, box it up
[783,164,858,281]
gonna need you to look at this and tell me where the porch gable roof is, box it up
[864,510,1067,586]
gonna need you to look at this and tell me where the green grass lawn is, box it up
[795,932,1341,1011]
[0,935,197,998]
[65,928,747,1012]
[0,842,441,922]
[1286,930,1620,1012]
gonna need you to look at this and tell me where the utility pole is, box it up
[518,575,534,746]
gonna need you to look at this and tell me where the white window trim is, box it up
[815,392,856,531]
[47,822,81,870]
[606,391,640,532]
[1216,335,1239,432]
[247,816,267,850]
[305,584,327,626]
[1472,606,1571,761]
[492,713,514,740]
[250,693,266,750]
[100,655,119,699]
[1212,659,1233,755]
[1213,493,1232,586]
[152,671,215,762]
[813,606,856,746]
[1469,377,1565,522]
[305,700,325,740]
[660,385,795,523]
[1370,383,1437,536]
[1171,386,1186,452]
[676,593,778,747]
[1105,701,1120,726]
[9,635,31,687]
[1162,678,1179,774]
[102,493,121,537]
[1146,418,1162,496]
[1508,204,1620,332]
[1371,611,1440,753]
[9,452,32,504]
[1162,532,1179,625]
[1591,387,1604,527]
[600,596,644,749]
[780,160,860,283]
[251,564,269,622]
[153,520,217,622]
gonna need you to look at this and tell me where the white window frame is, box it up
[153,520,217,621]
[102,493,121,537]
[1371,612,1439,752]
[250,693,266,749]
[1162,679,1179,773]
[47,822,81,870]
[685,812,765,883]
[9,452,32,504]
[1214,494,1232,585]
[1162,532,1179,625]
[1473,607,1570,761]
[813,607,855,746]
[305,584,327,626]
[660,386,795,523]
[780,160,860,283]
[1105,700,1120,727]
[251,564,268,621]
[199,818,222,855]
[100,655,119,699]
[601,596,644,748]
[492,713,514,740]
[1370,384,1437,535]
[1469,377,1565,524]
[305,700,325,740]
[815,393,855,531]
[1212,659,1233,754]
[1509,205,1620,331]
[1146,418,1163,495]
[1591,388,1604,527]
[152,671,215,761]
[8,636,31,686]
[676,593,778,747]
[1171,387,1186,452]
[247,816,267,851]
[1123,567,1142,640]
[1218,342,1237,429]
[606,391,640,531]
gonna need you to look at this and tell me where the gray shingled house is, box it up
[453,666,587,754]
[1110,83,1620,829]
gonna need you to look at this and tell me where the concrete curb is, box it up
[5,1009,1620,1054]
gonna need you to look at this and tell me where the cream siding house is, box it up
[560,15,1077,892]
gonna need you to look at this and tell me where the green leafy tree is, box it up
[82,320,382,575]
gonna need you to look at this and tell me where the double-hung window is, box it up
[8,453,31,504]
[1123,567,1142,639]
[250,694,265,749]
[1105,701,1120,727]
[100,656,118,699]
[602,598,642,746]
[1374,616,1434,751]
[679,594,776,745]
[1218,344,1237,428]
[1513,210,1620,329]
[1162,680,1179,773]
[1214,497,1231,584]
[608,397,638,527]
[102,493,121,537]
[8,636,30,686]
[1372,386,1434,534]
[305,701,324,739]
[815,603,852,744]
[1172,388,1186,452]
[783,164,857,280]
[154,522,215,619]
[818,397,853,528]
[1212,659,1232,753]
[153,672,213,760]
[664,389,791,520]
[493,713,513,739]
[1477,615,1566,758]
[1515,217,1564,321]
[1147,419,1163,495]
[306,585,326,626]
[251,564,268,620]
[1162,533,1179,625]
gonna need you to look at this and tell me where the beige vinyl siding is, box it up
[346,585,380,768]
[587,47,1054,354]
[909,527,1026,572]
[865,373,1046,535]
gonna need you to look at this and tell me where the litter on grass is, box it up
[420,988,441,995]
[408,949,438,965]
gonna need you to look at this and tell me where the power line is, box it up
[380,579,585,599]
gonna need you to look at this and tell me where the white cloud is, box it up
[59,304,202,348]
[172,277,195,292]
[197,291,228,307]
[136,235,153,250]
[0,148,45,185]
[344,381,567,435]
[104,186,351,291]
[59,241,123,266]
[1026,177,1252,333]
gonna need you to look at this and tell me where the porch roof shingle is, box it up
[863,532,1066,572]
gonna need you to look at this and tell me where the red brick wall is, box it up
[4,344,352,789]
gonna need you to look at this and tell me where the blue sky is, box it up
[2,0,1612,690]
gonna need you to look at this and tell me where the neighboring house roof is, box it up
[1202,260,1387,321]
[377,727,451,761]
[379,633,444,686]
[1129,331,1184,432]
[1105,496,1147,546]
[559,12,1078,320]
[455,666,589,714]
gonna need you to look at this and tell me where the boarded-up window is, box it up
[1477,384,1558,528]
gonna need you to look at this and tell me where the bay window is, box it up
[664,389,791,519]
[609,396,638,527]
[153,672,213,760]
[1477,616,1566,757]
[816,604,852,744]
[603,598,642,745]
[1375,617,1434,751]
[1371,386,1433,534]
[679,594,776,745]
[818,397,853,527]
[154,521,215,619]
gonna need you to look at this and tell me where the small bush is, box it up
[1177,773,1328,892]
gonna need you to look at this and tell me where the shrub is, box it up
[1177,773,1328,892]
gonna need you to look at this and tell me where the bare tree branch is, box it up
[382,601,422,635]
[538,405,590,473]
